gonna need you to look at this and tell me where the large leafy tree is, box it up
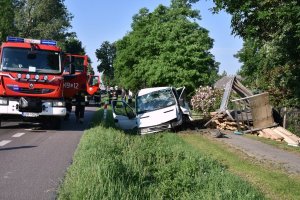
[63,36,86,55]
[213,0,300,106]
[13,0,72,41]
[95,41,116,86]
[0,0,15,42]
[114,0,219,95]
[87,56,94,75]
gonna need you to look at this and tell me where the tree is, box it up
[63,36,86,55]
[87,56,94,75]
[213,0,300,106]
[95,41,116,86]
[13,0,72,41]
[236,38,299,107]
[114,0,219,95]
[0,0,15,42]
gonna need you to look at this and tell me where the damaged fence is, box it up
[231,93,300,146]
[231,92,275,132]
[278,107,300,135]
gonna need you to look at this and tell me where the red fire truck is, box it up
[0,36,71,128]
[86,74,101,105]
[63,54,100,119]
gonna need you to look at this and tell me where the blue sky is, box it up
[64,0,243,76]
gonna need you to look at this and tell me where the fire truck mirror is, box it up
[93,77,99,86]
[89,76,99,86]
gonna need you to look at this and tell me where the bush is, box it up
[190,86,222,117]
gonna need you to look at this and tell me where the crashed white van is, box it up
[112,86,192,134]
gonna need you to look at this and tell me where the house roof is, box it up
[214,75,243,89]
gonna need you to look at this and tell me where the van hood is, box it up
[137,105,179,128]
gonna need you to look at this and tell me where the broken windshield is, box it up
[1,47,61,73]
[136,88,176,114]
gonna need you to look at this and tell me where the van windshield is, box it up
[136,88,176,114]
[1,47,61,74]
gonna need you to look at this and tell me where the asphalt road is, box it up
[218,132,300,174]
[0,106,98,200]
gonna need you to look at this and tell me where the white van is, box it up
[112,86,192,134]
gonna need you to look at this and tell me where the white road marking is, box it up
[0,140,12,147]
[12,132,26,138]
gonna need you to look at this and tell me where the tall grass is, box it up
[58,109,264,200]
[182,133,300,200]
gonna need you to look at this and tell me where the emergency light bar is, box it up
[6,36,57,46]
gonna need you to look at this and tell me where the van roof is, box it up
[138,87,171,96]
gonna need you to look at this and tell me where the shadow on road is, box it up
[0,107,99,132]
[0,145,37,151]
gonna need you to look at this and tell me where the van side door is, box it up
[111,100,137,130]
[176,87,192,119]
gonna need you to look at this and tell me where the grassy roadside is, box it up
[181,133,300,200]
[58,108,264,200]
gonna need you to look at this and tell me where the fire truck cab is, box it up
[86,74,101,105]
[63,54,88,119]
[63,54,88,99]
[0,36,69,128]
[63,55,100,118]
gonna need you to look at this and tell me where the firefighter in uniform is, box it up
[75,91,86,123]
[111,86,119,107]
[64,98,72,120]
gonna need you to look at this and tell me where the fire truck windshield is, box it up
[63,56,85,73]
[73,57,84,72]
[1,47,61,74]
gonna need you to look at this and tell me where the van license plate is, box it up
[22,112,39,117]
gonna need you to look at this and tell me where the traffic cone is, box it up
[103,103,108,120]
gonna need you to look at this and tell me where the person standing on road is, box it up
[75,91,86,123]
[108,86,113,104]
[128,89,133,104]
[64,98,72,120]
[111,86,119,107]
[121,87,127,102]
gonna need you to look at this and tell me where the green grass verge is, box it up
[58,108,264,200]
[181,133,300,200]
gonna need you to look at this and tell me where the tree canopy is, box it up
[213,0,300,106]
[63,36,86,55]
[95,41,116,86]
[0,0,72,43]
[113,0,219,95]
[0,0,15,42]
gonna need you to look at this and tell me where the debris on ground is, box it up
[256,126,300,147]
[204,76,300,147]
[207,111,247,131]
